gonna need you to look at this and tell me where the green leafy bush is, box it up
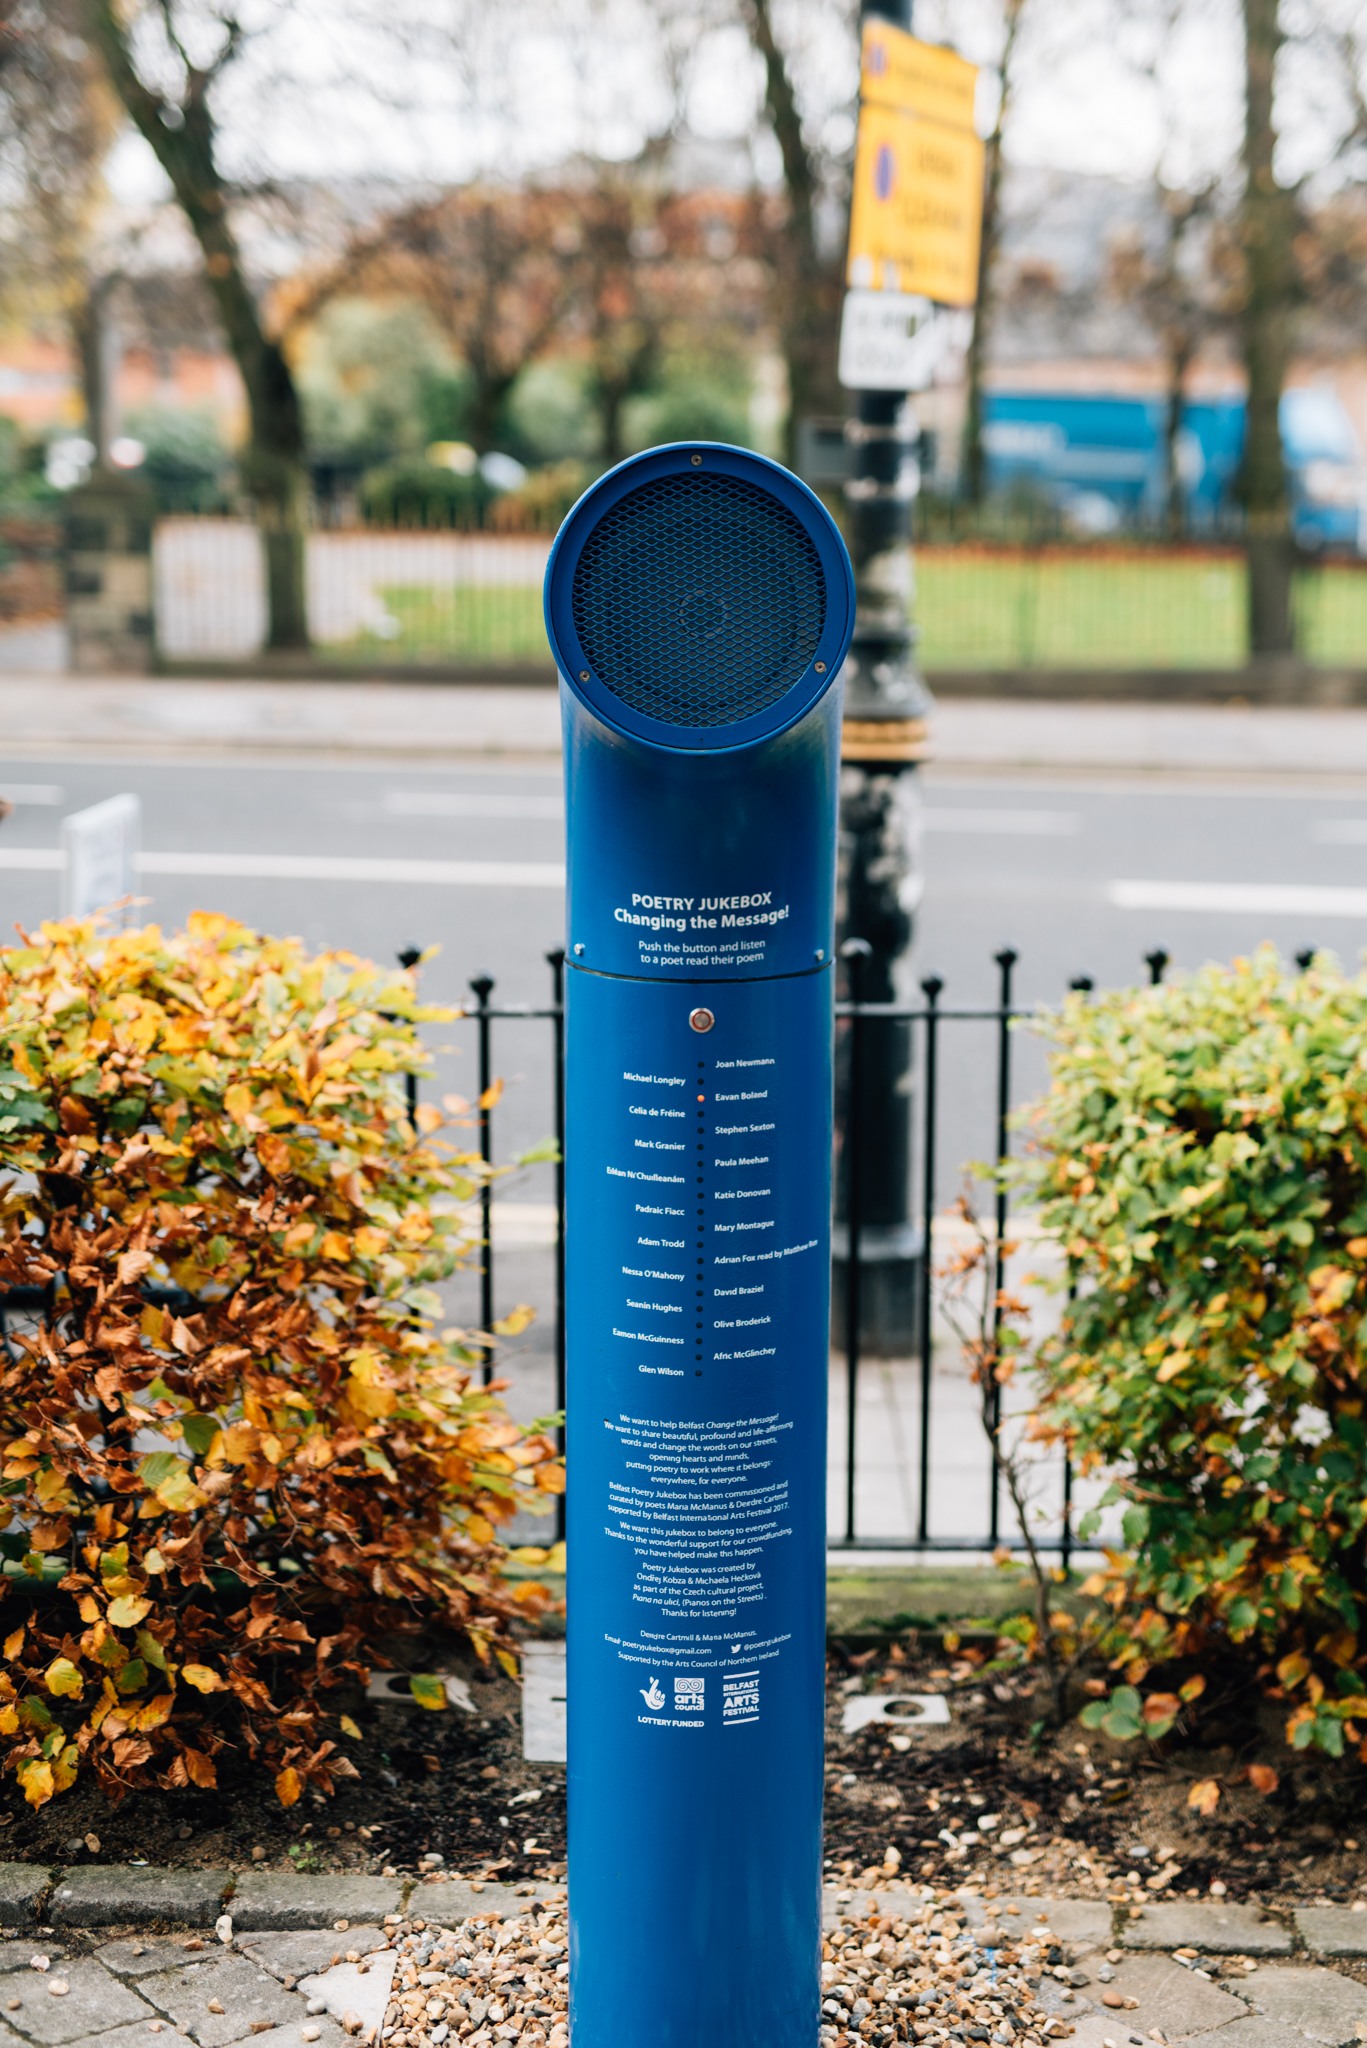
[1024,948,1367,1758]
[359,460,492,530]
[0,913,561,1808]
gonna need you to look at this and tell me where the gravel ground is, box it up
[376,1893,1114,2048]
[381,1900,569,2048]
[819,1897,1088,2048]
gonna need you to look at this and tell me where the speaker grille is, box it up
[570,471,826,728]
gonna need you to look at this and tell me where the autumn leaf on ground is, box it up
[18,1760,52,1808]
[106,1594,152,1629]
[181,1665,225,1693]
[339,1714,362,1739]
[408,1674,447,1711]
[275,1766,302,1806]
[44,1658,82,1699]
[1187,1779,1221,1815]
[1248,1764,1279,1794]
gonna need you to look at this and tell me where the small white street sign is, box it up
[61,793,140,922]
[838,289,968,392]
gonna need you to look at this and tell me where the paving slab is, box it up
[224,1878,401,1936]
[1066,2019,1175,2048]
[132,1954,301,2047]
[50,1872,227,1931]
[1185,2024,1324,2048]
[235,2022,350,2048]
[95,1938,216,1980]
[960,1897,1114,1947]
[1035,1978,1092,2019]
[0,1954,69,1979]
[1103,1953,1249,2039]
[297,1953,396,2038]
[822,1887,924,1929]
[415,1882,557,1927]
[1295,1909,1367,1958]
[28,2027,168,2048]
[0,1875,52,1931]
[233,1930,389,1985]
[0,1959,154,2045]
[1121,1903,1293,1955]
[1236,1965,1367,2046]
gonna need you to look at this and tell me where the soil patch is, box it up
[822,1633,1367,1909]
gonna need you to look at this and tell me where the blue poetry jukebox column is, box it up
[544,444,856,2048]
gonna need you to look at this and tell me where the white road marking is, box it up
[0,784,63,806]
[0,849,565,886]
[1109,879,1367,917]
[383,790,564,819]
[922,808,1081,834]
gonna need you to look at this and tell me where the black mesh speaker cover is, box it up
[569,471,826,729]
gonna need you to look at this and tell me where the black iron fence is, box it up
[450,947,1209,1562]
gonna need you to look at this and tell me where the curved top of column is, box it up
[545,442,855,756]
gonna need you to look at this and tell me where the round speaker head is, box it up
[544,443,855,752]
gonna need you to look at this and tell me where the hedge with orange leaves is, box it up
[0,914,562,1810]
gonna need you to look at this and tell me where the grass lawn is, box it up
[323,554,1367,670]
[339,584,551,662]
[914,547,1247,669]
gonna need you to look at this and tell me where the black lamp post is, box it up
[833,0,935,1357]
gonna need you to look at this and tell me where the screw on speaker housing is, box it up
[690,453,703,465]
[689,1008,715,1033]
[579,669,591,681]
[814,661,826,673]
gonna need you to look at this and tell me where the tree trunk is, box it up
[962,0,1025,506]
[743,0,842,464]
[1241,0,1297,656]
[81,0,309,649]
[70,274,114,468]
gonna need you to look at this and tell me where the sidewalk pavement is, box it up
[14,675,1367,776]
[0,1869,1360,2048]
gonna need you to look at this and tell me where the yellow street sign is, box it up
[860,19,977,133]
[846,103,984,306]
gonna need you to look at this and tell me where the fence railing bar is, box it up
[397,945,423,1121]
[917,976,943,1546]
[826,1534,1080,1553]
[470,974,496,1386]
[841,939,873,1546]
[989,949,1018,1546]
[835,1004,1030,1023]
[452,1006,563,1021]
[547,948,567,1547]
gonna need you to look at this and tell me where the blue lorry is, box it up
[981,384,1365,550]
